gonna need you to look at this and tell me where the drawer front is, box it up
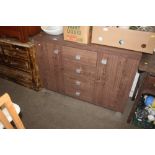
[64,75,94,102]
[65,85,93,102]
[62,46,97,67]
[145,75,155,90]
[64,75,94,90]
[0,64,32,83]
[3,46,29,60]
[63,60,96,80]
[3,57,31,72]
[0,43,12,50]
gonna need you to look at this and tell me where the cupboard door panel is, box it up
[35,42,57,91]
[94,51,139,112]
[35,42,64,92]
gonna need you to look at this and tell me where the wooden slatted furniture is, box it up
[0,38,41,90]
[0,93,25,129]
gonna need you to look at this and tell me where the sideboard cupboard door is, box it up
[94,51,140,112]
[35,42,62,92]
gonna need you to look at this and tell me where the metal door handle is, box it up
[53,49,59,54]
[76,68,81,74]
[75,91,80,96]
[101,59,107,65]
[75,80,81,86]
[75,55,81,60]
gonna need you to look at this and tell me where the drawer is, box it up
[3,57,31,72]
[0,43,12,50]
[62,46,97,67]
[64,75,94,90]
[145,75,155,90]
[0,64,32,83]
[63,60,96,80]
[3,47,29,60]
[65,86,93,103]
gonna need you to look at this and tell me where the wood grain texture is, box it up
[63,59,97,81]
[94,51,140,112]
[0,26,41,43]
[64,75,95,102]
[62,46,97,67]
[0,39,41,90]
[35,41,64,92]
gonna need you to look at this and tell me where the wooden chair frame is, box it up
[0,93,25,129]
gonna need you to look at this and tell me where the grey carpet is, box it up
[0,78,135,129]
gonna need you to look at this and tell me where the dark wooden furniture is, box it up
[127,53,155,123]
[0,38,41,90]
[33,32,142,112]
[0,26,41,43]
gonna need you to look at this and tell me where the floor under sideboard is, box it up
[0,78,136,129]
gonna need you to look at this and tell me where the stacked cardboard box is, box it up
[63,26,90,44]
[91,26,155,54]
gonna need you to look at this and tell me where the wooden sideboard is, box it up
[33,32,142,112]
[0,26,41,43]
[0,38,41,90]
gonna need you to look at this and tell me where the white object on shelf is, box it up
[41,26,63,35]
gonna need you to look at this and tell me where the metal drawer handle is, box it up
[76,68,81,74]
[53,49,59,54]
[75,91,80,96]
[75,55,81,60]
[75,80,81,86]
[101,59,107,65]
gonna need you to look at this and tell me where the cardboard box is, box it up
[63,26,90,44]
[91,26,155,54]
